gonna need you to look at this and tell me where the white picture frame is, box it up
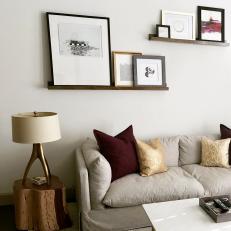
[113,51,142,87]
[162,10,196,40]
[47,12,112,86]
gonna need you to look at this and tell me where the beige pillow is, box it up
[136,139,168,176]
[201,137,230,168]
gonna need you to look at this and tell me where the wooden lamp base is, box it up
[13,176,72,231]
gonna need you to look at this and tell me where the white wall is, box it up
[1,0,231,194]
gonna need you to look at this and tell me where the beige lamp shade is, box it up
[12,112,61,144]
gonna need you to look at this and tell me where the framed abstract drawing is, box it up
[112,51,142,87]
[198,6,225,42]
[133,55,166,87]
[162,10,196,40]
[47,12,112,86]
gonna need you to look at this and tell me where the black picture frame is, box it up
[133,55,167,87]
[46,12,112,86]
[156,24,171,38]
[198,6,225,42]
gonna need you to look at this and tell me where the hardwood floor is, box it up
[0,205,16,231]
[0,203,78,231]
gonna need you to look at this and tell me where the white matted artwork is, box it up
[162,10,196,40]
[113,51,142,86]
[133,55,166,87]
[47,12,111,86]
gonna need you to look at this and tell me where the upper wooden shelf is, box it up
[149,35,230,47]
[48,82,169,91]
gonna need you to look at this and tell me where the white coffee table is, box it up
[143,198,231,231]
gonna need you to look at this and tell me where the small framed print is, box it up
[47,12,112,86]
[112,51,142,86]
[198,6,225,42]
[162,10,196,40]
[133,55,166,87]
[156,25,170,38]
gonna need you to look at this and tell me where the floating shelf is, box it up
[149,35,230,47]
[48,82,169,91]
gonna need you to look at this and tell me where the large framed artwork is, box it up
[133,55,166,87]
[112,51,142,87]
[162,10,196,40]
[198,6,225,42]
[47,12,112,86]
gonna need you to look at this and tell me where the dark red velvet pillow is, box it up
[93,125,139,182]
[220,124,231,164]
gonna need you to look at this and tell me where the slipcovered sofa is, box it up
[75,135,231,231]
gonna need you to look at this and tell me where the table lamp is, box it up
[11,112,61,185]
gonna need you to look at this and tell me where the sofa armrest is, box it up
[75,148,91,213]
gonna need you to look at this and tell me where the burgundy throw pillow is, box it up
[220,124,231,164]
[93,125,139,182]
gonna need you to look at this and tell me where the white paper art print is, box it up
[162,11,195,40]
[47,13,111,86]
[133,56,166,87]
[113,52,142,86]
[58,23,102,57]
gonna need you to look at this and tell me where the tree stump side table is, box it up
[13,176,72,231]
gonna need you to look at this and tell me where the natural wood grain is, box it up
[13,176,72,231]
[47,82,169,91]
[148,35,230,47]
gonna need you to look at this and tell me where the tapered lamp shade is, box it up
[12,112,61,144]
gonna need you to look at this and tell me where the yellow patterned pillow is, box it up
[136,139,168,176]
[201,137,230,168]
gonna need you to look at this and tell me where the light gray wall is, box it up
[1,0,231,193]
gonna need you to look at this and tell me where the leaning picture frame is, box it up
[47,12,112,86]
[156,25,171,38]
[112,51,142,87]
[133,55,166,87]
[162,10,196,40]
[198,6,225,42]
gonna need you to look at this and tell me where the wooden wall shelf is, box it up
[48,82,169,91]
[149,35,230,47]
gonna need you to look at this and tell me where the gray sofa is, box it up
[75,135,231,231]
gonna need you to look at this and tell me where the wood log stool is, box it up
[13,176,72,231]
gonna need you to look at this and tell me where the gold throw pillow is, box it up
[201,137,230,168]
[136,139,168,176]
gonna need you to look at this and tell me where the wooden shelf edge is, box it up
[47,82,169,91]
[149,35,230,47]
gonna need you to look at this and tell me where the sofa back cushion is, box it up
[179,135,219,166]
[159,136,180,167]
[81,138,111,209]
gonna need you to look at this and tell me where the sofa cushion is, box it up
[201,137,230,168]
[103,167,204,208]
[179,135,218,166]
[81,138,102,167]
[159,136,180,167]
[182,164,231,196]
[94,125,139,181]
[136,139,167,176]
[81,138,111,209]
[220,124,231,164]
